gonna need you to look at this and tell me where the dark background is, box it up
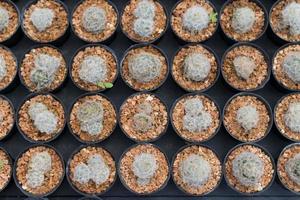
[1,0,296,199]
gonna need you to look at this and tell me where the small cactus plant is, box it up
[132,102,153,132]
[236,105,259,132]
[231,7,256,34]
[233,55,256,80]
[285,153,300,185]
[0,55,7,81]
[134,0,156,19]
[183,53,211,82]
[281,2,300,35]
[30,8,54,32]
[133,18,154,38]
[283,52,300,83]
[284,102,300,133]
[0,7,9,32]
[82,6,107,34]
[182,5,210,34]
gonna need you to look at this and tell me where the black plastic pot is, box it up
[171,43,220,93]
[21,0,70,46]
[66,145,117,197]
[221,42,271,92]
[120,43,169,92]
[13,144,65,198]
[223,142,276,195]
[18,44,68,93]
[118,142,170,195]
[0,146,13,193]
[222,92,273,143]
[120,0,169,44]
[118,92,169,143]
[69,43,118,93]
[171,144,223,196]
[67,92,117,144]
[0,95,15,141]
[170,0,218,44]
[16,93,66,144]
[71,0,119,44]
[170,92,222,143]
[220,0,268,44]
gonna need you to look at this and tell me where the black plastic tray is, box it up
[0,0,298,199]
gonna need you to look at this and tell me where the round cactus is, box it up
[26,169,45,188]
[137,102,153,115]
[282,2,300,35]
[79,55,107,84]
[128,52,162,83]
[282,52,300,83]
[232,151,264,187]
[284,102,300,133]
[183,53,211,82]
[233,56,256,80]
[184,99,204,116]
[285,153,300,185]
[179,154,211,187]
[30,8,54,32]
[231,7,256,34]
[88,154,110,185]
[182,5,210,34]
[0,55,7,81]
[74,163,91,184]
[134,0,156,19]
[0,7,9,32]
[183,111,212,132]
[236,105,259,132]
[132,112,153,132]
[82,6,107,34]
[133,18,154,38]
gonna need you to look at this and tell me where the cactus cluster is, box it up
[82,6,107,34]
[236,105,259,132]
[232,152,264,187]
[79,55,108,85]
[128,52,162,83]
[30,8,55,32]
[132,153,158,186]
[30,53,61,91]
[28,102,58,134]
[26,151,52,188]
[179,154,211,187]
[0,55,7,81]
[233,55,256,80]
[282,2,300,36]
[183,98,212,133]
[76,101,104,136]
[74,154,110,185]
[132,102,153,133]
[231,7,256,34]
[284,102,300,133]
[182,5,210,34]
[0,7,9,32]
[133,0,156,37]
[283,52,300,83]
[285,153,300,185]
[183,53,211,82]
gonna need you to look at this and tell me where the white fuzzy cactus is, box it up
[232,151,264,187]
[133,18,155,38]
[137,102,152,114]
[233,56,256,80]
[183,53,211,82]
[184,98,204,115]
[132,153,158,185]
[282,52,300,83]
[74,163,91,184]
[179,154,211,187]
[231,7,256,34]
[134,0,156,19]
[236,105,259,132]
[128,52,162,83]
[0,7,9,32]
[30,8,54,32]
[76,101,104,136]
[182,5,210,34]
[282,2,300,35]
[284,102,300,133]
[26,169,45,188]
[82,6,107,34]
[30,53,61,91]
[79,55,107,84]
[28,102,58,134]
[0,55,7,81]
[0,111,3,124]
[132,113,153,132]
[285,153,300,185]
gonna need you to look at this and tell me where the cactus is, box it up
[182,5,210,34]
[283,52,300,83]
[282,2,300,35]
[79,55,107,84]
[134,0,156,19]
[128,52,162,83]
[82,6,107,34]
[233,55,256,80]
[236,105,259,132]
[0,55,7,81]
[179,154,211,187]
[232,152,264,187]
[284,102,300,133]
[30,8,54,32]
[183,53,211,82]
[132,153,158,185]
[184,99,204,115]
[74,163,91,184]
[0,7,9,32]
[285,153,300,185]
[231,7,256,34]
[133,18,154,38]
[132,113,153,132]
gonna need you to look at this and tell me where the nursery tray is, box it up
[1,0,298,199]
